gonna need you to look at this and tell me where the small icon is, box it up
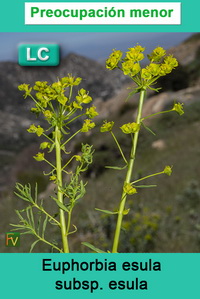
[18,44,60,66]
[5,232,20,247]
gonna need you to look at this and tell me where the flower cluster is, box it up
[81,119,95,132]
[123,183,137,195]
[100,121,114,132]
[27,124,44,137]
[33,152,45,162]
[163,166,172,176]
[120,122,140,134]
[147,47,166,62]
[105,45,178,90]
[172,102,184,116]
[106,50,123,70]
[86,106,99,119]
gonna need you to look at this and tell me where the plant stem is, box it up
[112,88,146,253]
[141,109,172,121]
[111,131,128,164]
[62,129,81,148]
[66,208,72,236]
[55,125,69,253]
[131,171,164,185]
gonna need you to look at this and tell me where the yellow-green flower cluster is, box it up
[121,45,145,76]
[43,110,53,119]
[33,152,45,161]
[122,61,140,76]
[18,84,32,99]
[61,75,82,87]
[159,55,178,76]
[86,106,99,119]
[106,45,179,88]
[172,102,184,116]
[81,119,95,132]
[120,122,140,134]
[19,75,83,112]
[40,142,50,150]
[163,166,172,176]
[142,54,178,80]
[106,49,123,70]
[49,175,57,182]
[141,63,160,80]
[27,124,44,137]
[125,45,145,62]
[123,183,137,195]
[147,47,166,62]
[76,89,92,104]
[100,121,114,132]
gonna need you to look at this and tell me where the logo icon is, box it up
[5,232,20,247]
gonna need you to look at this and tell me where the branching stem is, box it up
[112,88,146,253]
[55,125,69,253]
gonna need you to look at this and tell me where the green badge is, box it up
[5,232,20,247]
[18,44,60,66]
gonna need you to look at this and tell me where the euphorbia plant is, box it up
[11,75,97,252]
[83,45,184,253]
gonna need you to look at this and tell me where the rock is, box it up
[152,139,166,150]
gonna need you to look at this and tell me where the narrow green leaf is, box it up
[134,184,157,188]
[42,215,48,238]
[95,208,118,215]
[105,165,127,170]
[48,143,55,153]
[81,242,105,253]
[125,88,140,102]
[51,196,69,213]
[30,240,40,253]
[29,207,35,230]
[14,192,30,202]
[37,211,42,235]
[35,183,38,204]
[142,122,156,136]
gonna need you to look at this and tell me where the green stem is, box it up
[111,131,128,164]
[42,133,54,143]
[34,231,63,253]
[43,158,56,169]
[62,129,81,148]
[62,155,76,171]
[55,126,69,253]
[34,203,60,227]
[65,113,85,125]
[66,208,72,236]
[131,171,164,185]
[29,94,45,112]
[112,88,146,253]
[141,109,172,121]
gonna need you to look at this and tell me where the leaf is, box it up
[34,183,38,204]
[30,240,40,253]
[105,165,127,170]
[14,192,30,202]
[42,215,48,238]
[134,184,157,188]
[51,196,69,213]
[95,208,118,215]
[125,88,140,102]
[123,208,130,215]
[142,122,156,136]
[48,143,55,153]
[81,242,105,253]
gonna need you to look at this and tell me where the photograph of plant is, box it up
[0,32,200,253]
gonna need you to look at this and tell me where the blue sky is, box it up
[0,32,193,62]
